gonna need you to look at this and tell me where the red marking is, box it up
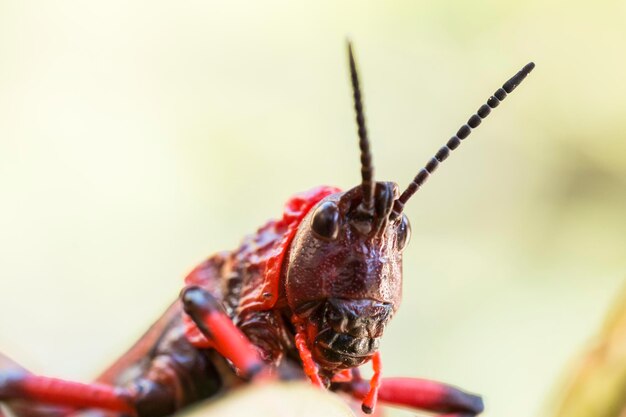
[17,375,135,414]
[239,186,340,312]
[361,351,382,413]
[183,186,340,348]
[183,312,214,348]
[293,316,324,388]
[184,256,223,288]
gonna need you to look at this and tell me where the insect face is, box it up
[285,181,408,370]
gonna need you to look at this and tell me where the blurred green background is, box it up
[1,1,625,417]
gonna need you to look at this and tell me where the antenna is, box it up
[348,41,375,213]
[390,62,535,220]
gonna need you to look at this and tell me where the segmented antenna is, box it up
[348,42,375,213]
[390,62,535,220]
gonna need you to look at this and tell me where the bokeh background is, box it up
[1,1,626,417]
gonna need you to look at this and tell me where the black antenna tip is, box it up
[347,41,355,65]
[503,61,536,94]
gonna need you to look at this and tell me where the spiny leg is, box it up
[180,286,264,378]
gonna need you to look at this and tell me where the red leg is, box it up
[0,371,135,415]
[1,352,71,417]
[292,317,324,388]
[180,286,264,378]
[1,314,219,417]
[339,377,484,416]
[360,352,381,414]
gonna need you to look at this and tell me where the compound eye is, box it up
[311,201,340,240]
[397,215,411,251]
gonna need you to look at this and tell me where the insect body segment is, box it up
[0,43,534,417]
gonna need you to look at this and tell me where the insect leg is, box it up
[337,377,484,416]
[0,372,135,414]
[2,318,221,417]
[292,320,324,388]
[360,351,381,414]
[180,285,265,378]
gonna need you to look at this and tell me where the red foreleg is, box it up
[344,377,483,416]
[0,371,135,415]
[180,286,264,378]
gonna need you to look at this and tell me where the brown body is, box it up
[92,186,344,412]
[94,250,297,412]
[93,182,406,413]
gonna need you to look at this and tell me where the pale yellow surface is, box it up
[182,382,355,417]
[550,284,626,417]
[0,2,625,417]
